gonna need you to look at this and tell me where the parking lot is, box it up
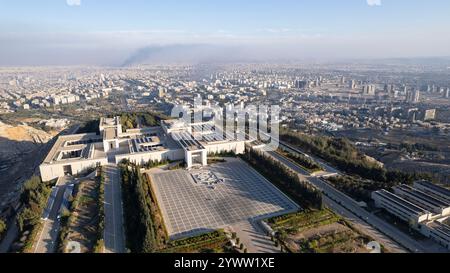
[149,158,299,239]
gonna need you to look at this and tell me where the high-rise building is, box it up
[444,88,450,99]
[413,89,421,103]
[407,89,421,103]
[403,86,408,94]
[158,87,166,98]
[362,85,375,96]
[294,80,307,89]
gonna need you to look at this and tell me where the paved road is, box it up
[103,164,126,253]
[33,177,71,253]
[278,141,341,175]
[265,150,436,253]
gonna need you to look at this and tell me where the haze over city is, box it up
[1,0,450,265]
[1,0,450,65]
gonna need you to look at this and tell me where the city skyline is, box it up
[1,0,450,65]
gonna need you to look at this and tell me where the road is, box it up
[103,164,126,253]
[278,141,341,175]
[0,124,82,253]
[264,149,436,253]
[33,177,71,253]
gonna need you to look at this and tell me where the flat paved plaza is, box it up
[149,158,299,239]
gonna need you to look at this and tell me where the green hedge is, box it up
[162,231,230,253]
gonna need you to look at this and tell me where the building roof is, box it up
[43,133,102,164]
[428,221,450,238]
[103,127,118,140]
[171,131,205,151]
[374,189,429,216]
[415,180,450,198]
[396,185,450,209]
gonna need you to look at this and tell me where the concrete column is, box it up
[202,150,208,166]
[185,150,192,168]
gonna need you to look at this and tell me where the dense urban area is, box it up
[0,61,449,254]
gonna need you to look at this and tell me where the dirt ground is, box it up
[283,222,372,253]
[0,121,54,143]
[66,179,99,253]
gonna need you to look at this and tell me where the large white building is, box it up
[39,117,246,182]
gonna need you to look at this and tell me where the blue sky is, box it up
[1,0,450,65]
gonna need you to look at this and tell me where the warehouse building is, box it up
[372,189,431,226]
[414,180,450,203]
[393,185,450,217]
[372,182,450,250]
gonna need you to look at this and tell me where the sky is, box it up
[1,0,450,65]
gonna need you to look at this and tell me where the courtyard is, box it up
[149,158,299,239]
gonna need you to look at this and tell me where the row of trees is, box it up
[281,131,435,186]
[144,159,170,169]
[242,148,323,210]
[93,167,106,253]
[326,176,384,203]
[16,176,52,252]
[120,162,168,253]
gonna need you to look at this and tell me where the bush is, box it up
[162,231,230,253]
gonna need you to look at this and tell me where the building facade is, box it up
[39,117,246,182]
